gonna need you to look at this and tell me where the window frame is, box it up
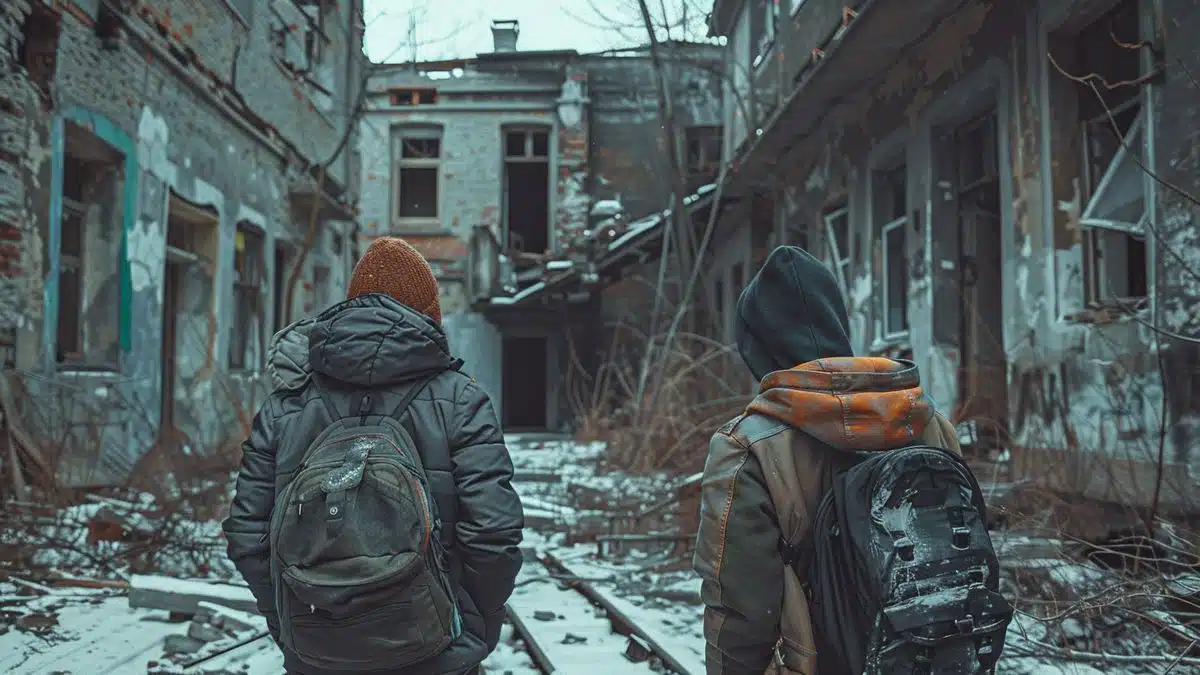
[880,215,909,340]
[392,125,443,224]
[874,164,909,340]
[822,205,851,302]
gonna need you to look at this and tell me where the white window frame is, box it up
[1080,102,1149,303]
[393,126,442,225]
[880,215,909,340]
[823,206,851,301]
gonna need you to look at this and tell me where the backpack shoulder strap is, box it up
[390,372,438,419]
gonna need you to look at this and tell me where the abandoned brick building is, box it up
[704,0,1200,510]
[0,1,365,486]
[358,20,723,432]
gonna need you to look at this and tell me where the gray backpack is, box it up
[269,373,461,671]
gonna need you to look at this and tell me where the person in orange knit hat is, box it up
[225,236,522,675]
[346,235,443,323]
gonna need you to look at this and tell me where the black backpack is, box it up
[784,445,1013,674]
[269,373,461,671]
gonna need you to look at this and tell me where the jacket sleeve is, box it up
[222,400,281,640]
[692,429,782,675]
[449,379,524,650]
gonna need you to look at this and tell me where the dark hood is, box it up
[308,293,453,387]
[735,245,853,381]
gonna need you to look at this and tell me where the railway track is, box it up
[503,550,700,675]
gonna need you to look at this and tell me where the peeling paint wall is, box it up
[0,1,365,486]
[714,0,1200,510]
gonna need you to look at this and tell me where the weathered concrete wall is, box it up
[716,0,1199,509]
[2,1,364,485]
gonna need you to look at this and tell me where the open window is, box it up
[502,127,551,256]
[823,205,851,302]
[56,121,124,371]
[389,88,438,106]
[1075,0,1148,305]
[270,0,329,88]
[874,164,908,338]
[230,223,266,371]
[392,125,442,224]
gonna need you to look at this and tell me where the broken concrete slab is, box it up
[194,601,261,633]
[129,575,258,617]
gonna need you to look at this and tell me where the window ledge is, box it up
[392,218,441,232]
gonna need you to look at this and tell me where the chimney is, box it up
[491,20,519,52]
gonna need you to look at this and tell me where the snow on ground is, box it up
[0,434,1194,674]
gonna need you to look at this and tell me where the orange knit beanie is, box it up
[347,237,442,324]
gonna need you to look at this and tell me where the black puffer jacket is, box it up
[222,294,524,675]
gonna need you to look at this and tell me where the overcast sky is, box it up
[362,0,712,63]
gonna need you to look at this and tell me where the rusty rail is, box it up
[535,550,696,667]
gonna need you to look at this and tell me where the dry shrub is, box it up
[567,320,749,475]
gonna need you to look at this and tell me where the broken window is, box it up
[392,125,442,222]
[1075,0,1149,304]
[230,223,265,371]
[56,122,124,370]
[875,165,908,337]
[823,205,851,301]
[389,88,438,106]
[749,0,776,69]
[503,127,551,255]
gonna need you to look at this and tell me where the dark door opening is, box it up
[503,163,550,255]
[954,111,1008,457]
[502,336,547,430]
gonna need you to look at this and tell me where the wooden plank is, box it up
[129,574,259,616]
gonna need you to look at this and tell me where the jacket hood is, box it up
[746,357,935,451]
[267,317,316,390]
[308,293,454,387]
[736,246,853,381]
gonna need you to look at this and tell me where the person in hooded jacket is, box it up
[223,236,524,675]
[693,246,961,675]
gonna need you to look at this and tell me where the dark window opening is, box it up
[331,232,344,256]
[230,224,265,371]
[56,122,123,370]
[685,126,722,177]
[390,88,438,106]
[503,129,551,256]
[394,127,442,221]
[20,4,58,97]
[505,130,550,159]
[874,165,908,336]
[1075,0,1148,303]
[502,336,548,430]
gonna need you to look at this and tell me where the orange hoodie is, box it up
[745,356,936,451]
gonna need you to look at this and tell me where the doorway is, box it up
[502,336,547,430]
[161,192,218,436]
[953,111,1008,455]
